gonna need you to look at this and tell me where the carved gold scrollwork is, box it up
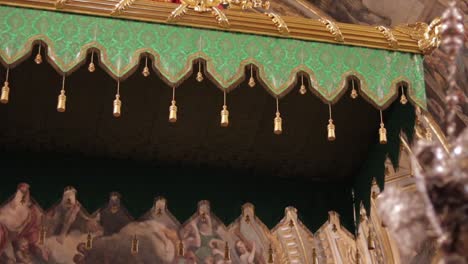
[266,12,289,35]
[55,0,69,9]
[111,0,137,16]
[318,19,344,42]
[394,17,442,55]
[376,26,399,49]
[167,0,287,34]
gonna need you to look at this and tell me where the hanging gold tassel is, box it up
[400,85,408,105]
[169,87,177,123]
[113,81,121,117]
[220,91,229,127]
[35,44,43,65]
[1,68,10,104]
[248,64,255,88]
[367,229,375,250]
[88,51,96,73]
[57,76,67,112]
[355,249,361,264]
[86,231,93,250]
[224,242,230,261]
[196,60,204,82]
[131,234,139,255]
[379,110,387,144]
[327,104,336,141]
[267,244,274,263]
[178,240,184,257]
[299,74,307,95]
[38,225,46,245]
[142,56,150,77]
[312,248,318,264]
[274,98,282,135]
[350,79,358,99]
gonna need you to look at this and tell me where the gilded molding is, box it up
[376,26,399,49]
[318,18,344,42]
[54,0,68,9]
[266,12,290,35]
[0,0,422,53]
[394,17,442,55]
[111,0,137,16]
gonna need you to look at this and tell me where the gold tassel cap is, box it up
[169,100,177,123]
[379,110,387,144]
[57,90,66,112]
[248,65,255,88]
[400,86,408,105]
[224,242,230,261]
[220,91,229,127]
[350,79,358,99]
[267,244,274,263]
[312,248,318,264]
[88,51,96,73]
[131,234,139,255]
[327,104,335,141]
[367,230,376,250]
[1,81,10,104]
[273,98,282,135]
[113,94,121,118]
[86,232,93,250]
[34,45,43,64]
[221,105,229,127]
[299,74,307,95]
[113,81,121,118]
[1,68,11,104]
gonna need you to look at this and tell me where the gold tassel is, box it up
[379,110,387,144]
[131,234,139,255]
[299,74,306,95]
[178,240,184,257]
[400,86,408,105]
[88,51,96,73]
[35,45,43,65]
[327,104,336,141]
[196,60,204,82]
[39,225,46,245]
[274,98,282,135]
[86,231,93,250]
[312,248,318,264]
[268,244,274,263]
[169,87,177,123]
[367,229,375,250]
[248,65,255,88]
[220,91,229,127]
[224,242,230,261]
[113,81,121,117]
[1,68,10,104]
[350,79,358,99]
[142,56,150,77]
[355,249,361,264]
[57,76,67,112]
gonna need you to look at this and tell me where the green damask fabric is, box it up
[0,5,427,108]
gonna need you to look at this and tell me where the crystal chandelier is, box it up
[377,1,467,263]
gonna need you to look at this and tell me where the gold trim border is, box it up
[0,0,422,54]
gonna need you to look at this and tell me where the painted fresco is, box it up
[0,184,397,264]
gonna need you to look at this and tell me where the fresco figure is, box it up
[235,240,255,264]
[0,183,47,263]
[95,192,132,236]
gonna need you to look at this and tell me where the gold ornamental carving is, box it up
[394,17,442,55]
[318,18,344,42]
[111,0,137,16]
[167,0,289,34]
[376,26,399,49]
[55,0,69,9]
